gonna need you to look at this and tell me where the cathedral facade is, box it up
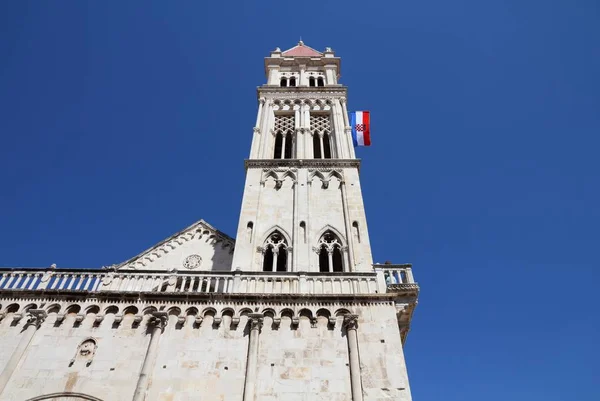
[0,42,419,401]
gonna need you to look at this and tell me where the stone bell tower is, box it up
[232,41,374,275]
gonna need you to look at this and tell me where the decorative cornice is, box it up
[246,159,360,171]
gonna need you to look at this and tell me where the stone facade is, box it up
[0,42,419,401]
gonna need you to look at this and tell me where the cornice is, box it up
[245,159,360,171]
[257,86,347,97]
[0,289,415,305]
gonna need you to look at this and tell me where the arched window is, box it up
[289,76,296,87]
[323,133,332,159]
[317,77,325,87]
[284,132,293,159]
[273,115,295,159]
[274,132,283,159]
[313,134,321,158]
[309,76,316,87]
[280,77,287,87]
[262,231,289,272]
[317,231,344,272]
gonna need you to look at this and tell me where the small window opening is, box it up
[309,77,316,87]
[300,221,306,243]
[317,77,325,87]
[280,78,287,87]
[247,222,254,242]
[352,221,360,243]
[289,77,296,87]
[313,134,321,158]
[274,132,283,159]
[323,133,332,159]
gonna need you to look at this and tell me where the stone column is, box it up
[340,180,356,271]
[132,311,168,401]
[0,309,47,396]
[344,314,363,401]
[242,313,264,401]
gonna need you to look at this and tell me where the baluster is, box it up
[74,275,84,290]
[27,274,38,290]
[20,274,31,290]
[66,275,76,290]
[5,274,17,289]
[58,275,68,290]
[82,275,92,290]
[49,275,59,290]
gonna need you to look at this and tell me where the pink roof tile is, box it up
[282,41,322,57]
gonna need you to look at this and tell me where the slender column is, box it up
[339,98,356,159]
[0,310,47,396]
[242,314,264,401]
[340,181,356,271]
[255,97,265,128]
[319,135,325,159]
[344,314,363,401]
[132,312,168,401]
[328,249,334,273]
[281,135,286,159]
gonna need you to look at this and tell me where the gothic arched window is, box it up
[317,231,344,273]
[273,115,295,159]
[313,134,322,159]
[262,231,289,272]
[289,76,296,87]
[274,132,283,159]
[284,132,293,159]
[309,76,316,87]
[323,133,332,159]
[280,77,287,87]
[310,114,333,159]
[317,77,325,87]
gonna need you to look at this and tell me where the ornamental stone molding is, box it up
[246,159,360,170]
[26,309,47,328]
[118,220,235,270]
[148,311,168,330]
[343,314,359,331]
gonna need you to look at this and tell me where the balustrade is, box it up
[0,268,386,295]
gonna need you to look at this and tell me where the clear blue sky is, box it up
[1,2,598,400]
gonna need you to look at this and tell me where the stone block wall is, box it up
[0,299,412,401]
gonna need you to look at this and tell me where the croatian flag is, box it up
[351,111,371,147]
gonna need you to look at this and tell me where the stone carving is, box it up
[148,312,168,330]
[69,338,97,367]
[26,310,47,328]
[183,254,202,270]
[248,314,264,331]
[343,314,359,331]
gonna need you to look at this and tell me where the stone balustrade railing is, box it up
[0,268,389,295]
[0,266,417,296]
[373,264,419,293]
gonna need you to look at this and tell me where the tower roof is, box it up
[282,40,322,57]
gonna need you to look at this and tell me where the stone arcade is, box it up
[0,42,419,401]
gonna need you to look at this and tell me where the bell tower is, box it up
[232,41,374,274]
